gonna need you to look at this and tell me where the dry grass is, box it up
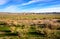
[0,13,60,39]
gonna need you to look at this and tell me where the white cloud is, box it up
[0,0,10,5]
[21,1,35,6]
[0,3,60,13]
[30,7,60,13]
[28,5,60,13]
[0,5,28,12]
[39,7,60,12]
[0,5,19,12]
[21,0,52,6]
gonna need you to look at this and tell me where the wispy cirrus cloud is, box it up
[21,0,53,6]
[0,5,19,12]
[37,7,60,12]
[26,4,60,12]
[0,0,10,5]
[28,7,60,13]
[0,0,60,13]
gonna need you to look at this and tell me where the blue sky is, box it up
[0,0,60,12]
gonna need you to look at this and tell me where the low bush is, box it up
[37,24,46,28]
[56,20,60,23]
[0,21,7,25]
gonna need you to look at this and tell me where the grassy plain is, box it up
[0,13,60,39]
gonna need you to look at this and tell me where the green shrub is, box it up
[37,24,46,28]
[0,21,7,25]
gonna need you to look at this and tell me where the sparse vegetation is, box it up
[0,13,60,39]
